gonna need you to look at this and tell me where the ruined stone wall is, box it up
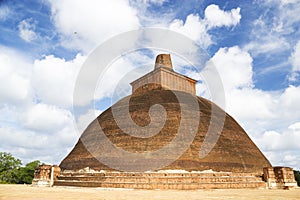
[33,165,52,181]
[32,165,61,186]
[263,167,297,189]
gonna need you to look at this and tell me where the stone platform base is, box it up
[54,171,266,190]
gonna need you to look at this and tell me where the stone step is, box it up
[54,172,266,189]
[59,172,261,178]
[57,176,262,184]
[53,180,266,189]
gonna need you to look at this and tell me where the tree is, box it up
[294,170,300,186]
[0,152,41,184]
[0,152,22,183]
[17,160,41,184]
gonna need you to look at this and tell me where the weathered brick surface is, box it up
[60,89,271,173]
[54,171,266,189]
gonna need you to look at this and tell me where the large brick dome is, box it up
[60,89,271,173]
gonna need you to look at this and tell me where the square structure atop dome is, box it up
[130,54,197,95]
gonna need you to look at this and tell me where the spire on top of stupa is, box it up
[154,54,173,70]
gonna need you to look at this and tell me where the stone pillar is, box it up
[263,167,276,188]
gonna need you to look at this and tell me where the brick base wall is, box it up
[54,171,266,190]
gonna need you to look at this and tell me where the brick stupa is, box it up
[55,54,277,189]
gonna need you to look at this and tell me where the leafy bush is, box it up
[0,152,22,183]
[17,160,41,184]
[294,170,300,187]
[0,152,41,184]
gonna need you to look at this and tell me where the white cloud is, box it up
[204,4,241,28]
[0,5,10,21]
[257,121,300,152]
[289,122,300,130]
[18,18,38,42]
[0,124,77,164]
[32,54,85,107]
[49,0,140,52]
[288,40,300,81]
[169,5,241,48]
[0,48,31,105]
[199,46,275,131]
[278,85,300,120]
[202,46,300,130]
[281,0,299,5]
[0,100,78,164]
[0,127,50,150]
[244,0,300,57]
[226,88,275,123]
[278,0,300,31]
[290,40,300,72]
[244,16,290,56]
[208,46,253,91]
[244,36,290,56]
[141,0,166,5]
[92,52,154,106]
[22,103,73,132]
[169,14,212,48]
[0,48,82,164]
[263,150,300,169]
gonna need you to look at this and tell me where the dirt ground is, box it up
[0,184,299,200]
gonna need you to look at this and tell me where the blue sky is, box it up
[0,0,300,170]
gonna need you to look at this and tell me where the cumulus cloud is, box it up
[0,48,82,164]
[90,51,153,106]
[49,0,140,52]
[199,46,274,129]
[169,14,212,48]
[207,46,253,91]
[0,124,78,164]
[32,54,85,107]
[0,48,31,105]
[22,103,73,132]
[278,85,300,120]
[201,46,300,128]
[256,121,300,168]
[204,4,241,28]
[169,4,241,48]
[18,18,38,42]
